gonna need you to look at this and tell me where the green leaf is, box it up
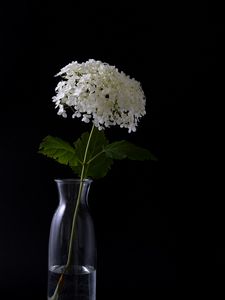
[72,152,113,179]
[104,140,157,161]
[72,128,113,179]
[38,135,79,166]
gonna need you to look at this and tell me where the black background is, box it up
[0,1,224,299]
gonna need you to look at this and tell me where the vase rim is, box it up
[54,178,93,184]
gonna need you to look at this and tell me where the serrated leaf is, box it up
[73,128,109,161]
[72,127,113,179]
[72,153,113,179]
[38,135,79,166]
[104,140,157,161]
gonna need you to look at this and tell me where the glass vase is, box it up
[47,179,96,300]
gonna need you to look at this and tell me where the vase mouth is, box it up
[54,178,93,184]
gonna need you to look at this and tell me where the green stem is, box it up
[49,124,95,300]
[65,124,95,267]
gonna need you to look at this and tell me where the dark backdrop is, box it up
[0,1,224,299]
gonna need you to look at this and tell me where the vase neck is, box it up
[55,179,92,205]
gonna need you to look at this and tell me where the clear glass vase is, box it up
[47,179,96,300]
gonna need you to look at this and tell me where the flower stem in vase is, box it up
[49,124,95,300]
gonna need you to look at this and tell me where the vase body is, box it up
[47,179,96,300]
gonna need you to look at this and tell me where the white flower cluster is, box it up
[52,59,146,133]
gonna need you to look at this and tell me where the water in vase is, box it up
[48,265,96,300]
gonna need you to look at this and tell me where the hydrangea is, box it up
[39,58,156,300]
[52,59,146,133]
